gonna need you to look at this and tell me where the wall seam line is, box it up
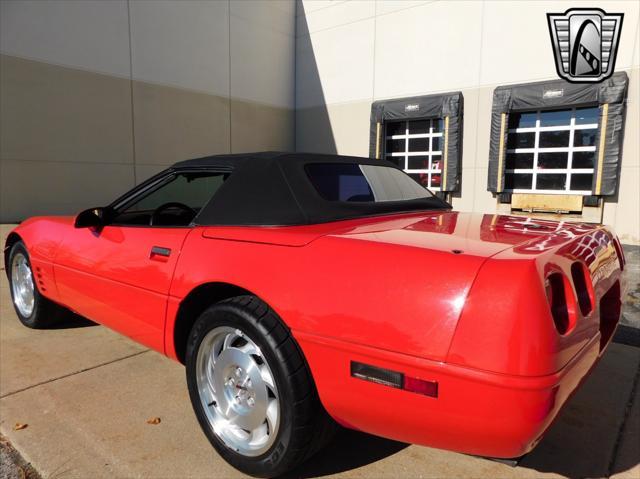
[297,0,438,38]
[228,0,233,154]
[472,0,487,213]
[372,0,377,103]
[126,0,137,185]
[631,17,640,73]
[295,0,348,18]
[294,0,298,151]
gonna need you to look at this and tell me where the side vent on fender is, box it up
[35,266,46,293]
[571,262,594,317]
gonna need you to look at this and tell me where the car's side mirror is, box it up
[74,207,107,229]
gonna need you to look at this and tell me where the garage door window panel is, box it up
[573,151,596,169]
[539,130,570,148]
[385,119,444,190]
[370,92,463,193]
[574,129,598,147]
[505,173,533,190]
[407,156,429,170]
[504,107,598,195]
[506,153,534,169]
[488,73,628,197]
[571,174,594,191]
[538,152,568,169]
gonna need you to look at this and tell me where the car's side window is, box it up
[111,172,228,227]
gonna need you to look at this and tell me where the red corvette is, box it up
[5,152,626,477]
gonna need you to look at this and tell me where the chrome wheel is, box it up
[196,326,280,457]
[11,252,35,317]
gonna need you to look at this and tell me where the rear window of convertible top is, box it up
[305,163,434,202]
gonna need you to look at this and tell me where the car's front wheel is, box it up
[185,295,334,478]
[8,241,65,328]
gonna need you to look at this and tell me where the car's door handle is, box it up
[150,246,172,259]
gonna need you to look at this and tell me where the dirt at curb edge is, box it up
[0,434,41,479]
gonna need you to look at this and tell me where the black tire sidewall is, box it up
[8,242,41,327]
[185,301,297,478]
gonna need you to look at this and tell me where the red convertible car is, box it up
[5,152,626,477]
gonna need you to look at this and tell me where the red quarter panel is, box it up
[170,220,489,362]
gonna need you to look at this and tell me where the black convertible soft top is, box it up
[166,152,450,226]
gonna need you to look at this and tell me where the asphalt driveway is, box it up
[0,224,638,478]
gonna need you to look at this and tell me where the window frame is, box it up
[504,106,598,195]
[304,162,435,203]
[384,118,444,191]
[107,166,233,228]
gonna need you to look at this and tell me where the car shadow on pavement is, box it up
[48,312,96,329]
[282,428,408,478]
[518,342,640,478]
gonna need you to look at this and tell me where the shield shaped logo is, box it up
[547,8,623,83]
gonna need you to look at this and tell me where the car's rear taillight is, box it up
[571,262,594,317]
[350,361,438,398]
[545,272,576,335]
[403,375,438,397]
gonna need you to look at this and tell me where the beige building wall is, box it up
[0,0,295,222]
[295,0,640,244]
[1,0,638,243]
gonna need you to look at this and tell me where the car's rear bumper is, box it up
[296,327,612,458]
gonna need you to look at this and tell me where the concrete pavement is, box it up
[1,223,638,478]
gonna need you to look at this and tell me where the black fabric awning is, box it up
[487,72,628,196]
[369,92,464,192]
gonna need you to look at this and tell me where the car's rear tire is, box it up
[8,241,66,329]
[185,295,335,478]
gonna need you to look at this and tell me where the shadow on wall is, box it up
[294,5,337,155]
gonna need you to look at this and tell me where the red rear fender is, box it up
[169,229,487,362]
[447,227,626,376]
